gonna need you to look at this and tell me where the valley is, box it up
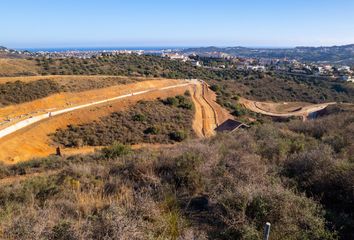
[0,48,352,240]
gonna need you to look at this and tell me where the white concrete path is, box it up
[0,82,192,139]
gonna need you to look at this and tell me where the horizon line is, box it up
[8,43,354,51]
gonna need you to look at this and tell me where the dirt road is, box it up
[240,97,336,118]
[0,79,225,163]
[190,81,232,137]
[0,82,190,139]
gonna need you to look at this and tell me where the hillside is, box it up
[0,59,39,77]
[0,54,353,239]
[1,55,352,104]
[0,78,207,162]
[0,107,353,239]
[183,44,354,65]
[0,46,29,59]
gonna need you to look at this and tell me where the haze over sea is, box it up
[15,47,187,52]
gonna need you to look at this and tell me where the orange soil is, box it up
[0,78,183,122]
[239,97,335,117]
[190,82,231,137]
[190,85,204,138]
[0,79,229,164]
[201,83,232,125]
[61,143,176,158]
[254,101,311,113]
[0,80,189,164]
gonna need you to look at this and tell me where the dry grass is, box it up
[0,59,39,77]
[0,127,339,239]
[51,96,195,147]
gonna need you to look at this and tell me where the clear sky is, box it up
[1,0,354,48]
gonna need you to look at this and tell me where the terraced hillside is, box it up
[0,78,224,163]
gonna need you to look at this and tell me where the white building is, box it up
[340,75,354,82]
[163,53,188,62]
[246,65,266,72]
[191,61,202,67]
[338,66,351,72]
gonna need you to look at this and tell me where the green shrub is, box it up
[156,152,203,193]
[210,84,221,92]
[231,103,247,117]
[164,95,193,110]
[132,113,146,122]
[169,131,187,142]
[0,80,60,106]
[49,221,77,240]
[164,97,179,106]
[184,90,191,96]
[0,163,11,178]
[144,126,159,135]
[52,98,195,146]
[101,142,131,158]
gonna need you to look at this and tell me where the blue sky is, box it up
[1,0,354,48]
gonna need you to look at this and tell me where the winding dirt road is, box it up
[239,97,336,118]
[0,79,224,163]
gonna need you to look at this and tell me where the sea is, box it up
[15,47,187,53]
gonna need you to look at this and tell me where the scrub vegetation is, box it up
[0,107,353,239]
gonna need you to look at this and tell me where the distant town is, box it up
[1,45,353,82]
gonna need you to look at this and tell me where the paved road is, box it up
[0,82,192,140]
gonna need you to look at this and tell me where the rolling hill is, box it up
[183,44,354,65]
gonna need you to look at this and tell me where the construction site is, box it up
[0,76,231,163]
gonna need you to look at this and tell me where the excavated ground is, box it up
[0,79,227,164]
[239,97,336,118]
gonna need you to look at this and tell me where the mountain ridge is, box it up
[182,44,354,65]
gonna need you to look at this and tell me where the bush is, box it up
[52,98,195,146]
[210,84,221,92]
[164,97,179,106]
[0,79,60,106]
[101,142,131,158]
[132,113,146,122]
[0,131,338,239]
[144,126,159,135]
[156,152,203,193]
[169,131,187,142]
[49,221,77,240]
[231,103,247,117]
[184,90,191,96]
[163,95,193,110]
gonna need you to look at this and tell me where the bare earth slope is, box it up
[0,79,225,163]
[239,97,336,118]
